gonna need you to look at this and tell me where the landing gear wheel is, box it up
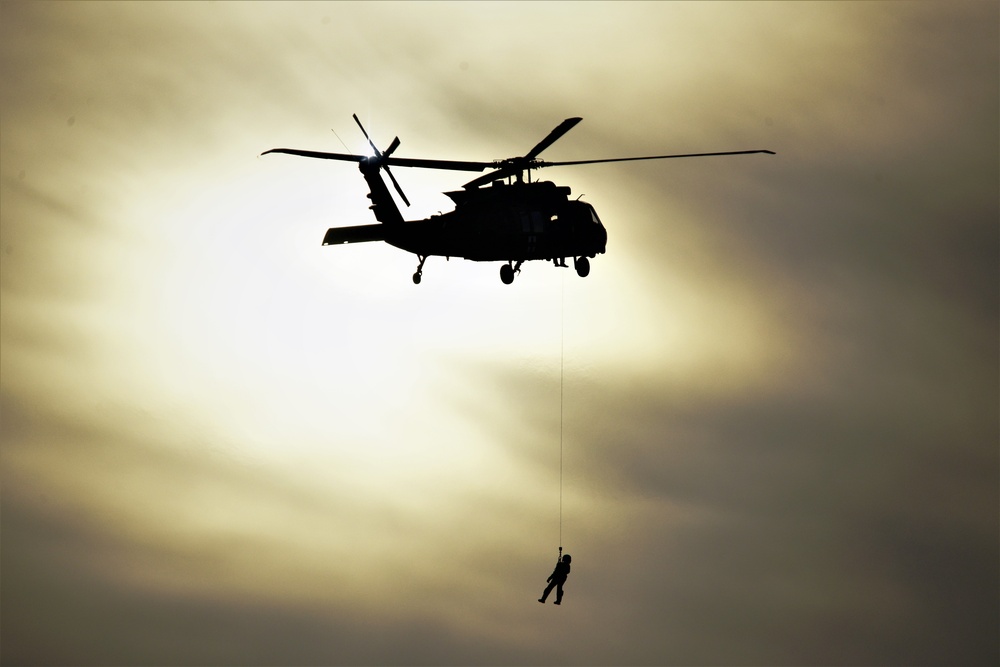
[500,264,515,285]
[574,256,590,278]
[412,272,422,285]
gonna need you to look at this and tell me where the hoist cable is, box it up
[559,272,565,551]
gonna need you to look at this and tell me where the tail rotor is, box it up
[353,114,410,206]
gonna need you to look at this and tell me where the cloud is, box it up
[470,339,997,663]
[1,2,997,665]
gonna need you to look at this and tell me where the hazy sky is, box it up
[1,2,997,665]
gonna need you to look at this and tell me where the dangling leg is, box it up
[539,580,556,603]
[554,581,564,605]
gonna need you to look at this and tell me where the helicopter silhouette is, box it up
[264,115,773,284]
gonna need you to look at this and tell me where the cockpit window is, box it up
[589,205,602,225]
[565,200,602,226]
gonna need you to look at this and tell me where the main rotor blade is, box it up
[262,148,366,162]
[261,148,492,172]
[380,156,493,171]
[537,149,776,167]
[524,117,583,160]
[460,148,776,189]
[462,167,516,190]
[459,117,584,188]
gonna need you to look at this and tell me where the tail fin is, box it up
[359,163,404,225]
[353,114,407,225]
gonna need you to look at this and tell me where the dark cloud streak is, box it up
[2,2,997,665]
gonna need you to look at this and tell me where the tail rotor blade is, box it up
[351,115,408,205]
[384,165,410,207]
[385,136,401,157]
[353,113,381,158]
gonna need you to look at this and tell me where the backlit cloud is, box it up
[2,2,996,665]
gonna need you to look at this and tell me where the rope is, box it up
[559,271,565,551]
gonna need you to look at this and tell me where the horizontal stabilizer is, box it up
[323,224,387,245]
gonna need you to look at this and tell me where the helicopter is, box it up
[263,115,773,284]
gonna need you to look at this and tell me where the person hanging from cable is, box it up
[538,550,572,605]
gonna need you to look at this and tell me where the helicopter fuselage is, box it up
[324,180,607,263]
[322,160,606,283]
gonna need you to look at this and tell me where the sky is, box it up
[1,2,997,665]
